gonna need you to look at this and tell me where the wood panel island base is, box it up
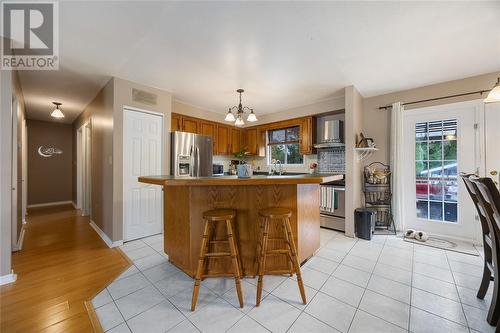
[138,174,342,277]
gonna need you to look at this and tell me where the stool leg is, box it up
[253,218,264,278]
[202,222,215,281]
[256,217,270,306]
[281,221,294,277]
[191,220,211,311]
[231,219,244,277]
[226,219,244,308]
[283,218,307,304]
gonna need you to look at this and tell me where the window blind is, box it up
[267,126,300,145]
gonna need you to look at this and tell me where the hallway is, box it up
[0,204,131,332]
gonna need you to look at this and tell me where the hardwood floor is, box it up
[0,204,131,333]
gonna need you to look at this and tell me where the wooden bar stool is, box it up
[255,207,306,306]
[191,209,243,311]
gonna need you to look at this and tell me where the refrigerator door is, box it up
[193,133,213,176]
[171,131,195,177]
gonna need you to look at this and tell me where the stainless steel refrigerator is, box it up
[171,131,213,177]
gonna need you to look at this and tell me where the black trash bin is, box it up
[355,208,376,240]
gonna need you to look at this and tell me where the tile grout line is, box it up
[445,249,473,333]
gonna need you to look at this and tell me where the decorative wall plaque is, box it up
[38,146,63,158]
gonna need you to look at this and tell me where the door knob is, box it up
[491,170,498,176]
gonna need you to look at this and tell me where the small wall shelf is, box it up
[355,147,379,161]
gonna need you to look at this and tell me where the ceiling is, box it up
[16,1,500,123]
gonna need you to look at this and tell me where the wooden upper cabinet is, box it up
[171,113,182,131]
[230,128,242,154]
[182,117,200,133]
[216,124,230,155]
[200,121,217,153]
[299,116,314,155]
[244,127,266,157]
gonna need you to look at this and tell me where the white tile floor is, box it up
[93,229,495,333]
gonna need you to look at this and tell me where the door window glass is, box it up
[415,119,458,223]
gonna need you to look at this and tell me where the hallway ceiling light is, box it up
[50,102,65,118]
[225,89,257,126]
[484,77,500,103]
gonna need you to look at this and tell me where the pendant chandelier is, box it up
[225,89,257,126]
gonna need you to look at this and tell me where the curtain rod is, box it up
[378,89,490,110]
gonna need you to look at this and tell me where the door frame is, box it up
[11,94,18,251]
[122,106,164,241]
[401,99,484,243]
[77,120,92,216]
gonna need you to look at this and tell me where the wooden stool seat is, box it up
[258,207,292,219]
[203,209,236,221]
[191,209,243,311]
[255,207,306,306]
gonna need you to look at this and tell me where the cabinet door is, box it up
[200,121,217,153]
[244,128,257,155]
[300,116,314,155]
[171,114,182,131]
[182,117,200,133]
[230,128,241,154]
[217,125,230,155]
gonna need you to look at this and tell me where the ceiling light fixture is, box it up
[50,102,64,118]
[484,77,500,103]
[225,89,257,126]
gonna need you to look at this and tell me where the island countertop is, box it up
[138,173,343,186]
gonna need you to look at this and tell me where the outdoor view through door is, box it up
[415,119,458,223]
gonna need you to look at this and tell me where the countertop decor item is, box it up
[225,89,257,126]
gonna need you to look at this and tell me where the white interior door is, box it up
[485,103,500,187]
[123,108,163,241]
[402,100,481,242]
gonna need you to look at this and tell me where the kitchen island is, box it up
[138,174,342,277]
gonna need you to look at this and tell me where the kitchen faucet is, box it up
[270,159,283,175]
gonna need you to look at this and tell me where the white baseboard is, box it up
[89,220,123,248]
[0,271,17,286]
[27,201,73,208]
[71,201,77,209]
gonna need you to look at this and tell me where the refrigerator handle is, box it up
[189,145,194,177]
[196,146,201,177]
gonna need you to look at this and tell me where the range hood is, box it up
[314,118,344,148]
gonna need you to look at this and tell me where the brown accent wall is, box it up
[27,119,73,205]
[73,79,114,239]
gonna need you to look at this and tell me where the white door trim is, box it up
[77,120,91,216]
[11,94,18,251]
[402,99,483,243]
[122,106,164,241]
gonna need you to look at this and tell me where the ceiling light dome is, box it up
[50,102,64,118]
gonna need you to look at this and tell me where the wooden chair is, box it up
[191,209,243,311]
[468,176,500,325]
[461,175,496,298]
[255,207,306,306]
